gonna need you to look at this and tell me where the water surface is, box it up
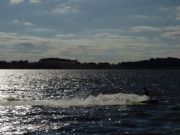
[0,70,179,134]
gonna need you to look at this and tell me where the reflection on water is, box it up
[0,70,179,134]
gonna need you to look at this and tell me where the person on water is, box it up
[142,87,158,103]
[143,87,150,97]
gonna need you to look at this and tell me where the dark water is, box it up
[0,70,179,135]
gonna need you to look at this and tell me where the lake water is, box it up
[0,70,179,135]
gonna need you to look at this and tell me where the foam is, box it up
[0,93,149,107]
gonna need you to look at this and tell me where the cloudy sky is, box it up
[0,0,180,63]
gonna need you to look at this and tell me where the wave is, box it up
[0,93,149,107]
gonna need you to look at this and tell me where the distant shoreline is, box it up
[0,57,179,69]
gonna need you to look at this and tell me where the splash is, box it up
[0,93,149,107]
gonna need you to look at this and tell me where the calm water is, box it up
[0,70,179,135]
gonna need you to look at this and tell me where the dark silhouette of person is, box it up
[143,87,150,97]
[142,87,159,103]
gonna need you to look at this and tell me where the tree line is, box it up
[0,57,179,69]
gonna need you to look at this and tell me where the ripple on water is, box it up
[115,120,138,128]
[170,106,180,111]
[0,70,179,135]
[132,112,153,118]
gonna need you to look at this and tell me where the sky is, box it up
[0,0,180,63]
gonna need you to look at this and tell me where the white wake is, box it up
[0,93,150,107]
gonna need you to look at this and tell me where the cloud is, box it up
[163,25,180,40]
[13,19,19,23]
[175,6,180,20]
[51,3,78,14]
[0,32,151,62]
[0,32,50,55]
[134,15,150,19]
[23,21,33,26]
[2,0,180,62]
[136,36,149,41]
[29,0,41,3]
[56,34,75,38]
[0,30,179,62]
[10,0,24,4]
[164,25,180,31]
[52,6,78,14]
[10,0,42,4]
[0,32,17,40]
[177,6,180,10]
[161,31,180,40]
[131,26,161,32]
[158,6,170,11]
[93,33,120,39]
[32,27,54,32]
[176,13,180,20]
[152,50,180,58]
